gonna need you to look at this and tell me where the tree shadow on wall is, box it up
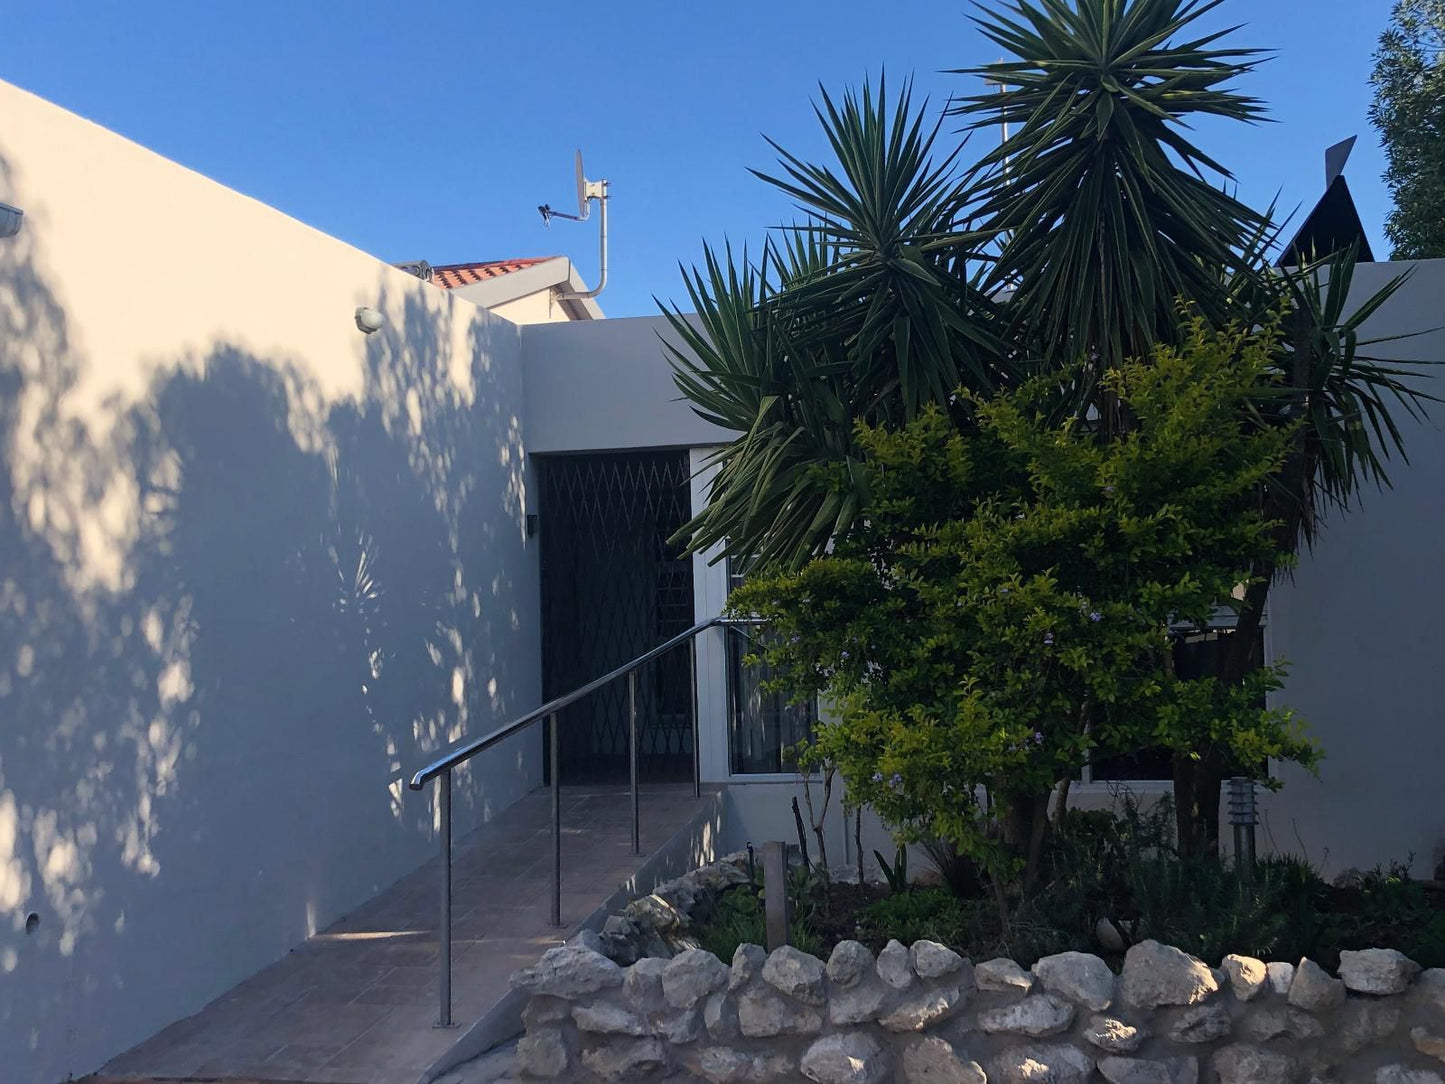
[0,156,536,1080]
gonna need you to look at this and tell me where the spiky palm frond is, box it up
[662,80,1004,568]
[950,0,1270,378]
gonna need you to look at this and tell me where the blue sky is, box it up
[2,1,1396,318]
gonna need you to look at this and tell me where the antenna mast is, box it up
[538,150,609,301]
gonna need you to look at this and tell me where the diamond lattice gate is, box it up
[538,451,695,783]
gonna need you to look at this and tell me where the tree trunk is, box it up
[1173,751,1226,857]
[1003,791,1054,896]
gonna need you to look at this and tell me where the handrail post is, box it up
[435,769,454,1028]
[550,713,562,927]
[689,638,700,799]
[629,669,640,855]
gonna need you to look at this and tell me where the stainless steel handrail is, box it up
[408,617,725,792]
[407,615,741,1028]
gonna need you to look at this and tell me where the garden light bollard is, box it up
[762,840,791,951]
[1227,775,1258,879]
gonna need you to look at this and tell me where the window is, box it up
[725,557,816,774]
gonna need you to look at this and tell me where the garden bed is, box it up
[690,806,1445,974]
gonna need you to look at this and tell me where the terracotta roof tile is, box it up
[420,257,558,290]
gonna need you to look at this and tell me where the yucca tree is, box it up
[951,0,1270,406]
[662,79,1005,569]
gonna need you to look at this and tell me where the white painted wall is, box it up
[521,314,735,453]
[1264,258,1445,879]
[0,81,542,1083]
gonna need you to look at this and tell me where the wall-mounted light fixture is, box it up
[0,201,23,239]
[354,306,384,334]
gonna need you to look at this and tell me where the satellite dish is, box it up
[536,150,610,301]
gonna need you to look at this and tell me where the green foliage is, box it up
[860,888,988,949]
[694,883,823,963]
[874,846,910,895]
[729,322,1319,885]
[661,79,1005,570]
[666,0,1432,583]
[951,0,1269,377]
[921,837,986,899]
[1370,0,1445,259]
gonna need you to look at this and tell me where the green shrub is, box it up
[860,888,987,950]
[694,884,823,963]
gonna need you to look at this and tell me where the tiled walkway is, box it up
[95,784,717,1084]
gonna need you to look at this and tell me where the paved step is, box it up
[95,784,720,1084]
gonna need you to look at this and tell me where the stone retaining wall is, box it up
[510,935,1445,1083]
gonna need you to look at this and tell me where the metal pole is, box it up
[436,770,454,1028]
[629,669,641,855]
[689,639,700,799]
[550,713,562,927]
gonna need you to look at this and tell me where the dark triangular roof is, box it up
[1276,173,1375,267]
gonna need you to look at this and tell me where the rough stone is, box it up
[828,977,890,1026]
[1266,961,1296,995]
[662,948,730,1009]
[1096,917,1127,953]
[578,1036,667,1081]
[522,994,571,1028]
[1244,1005,1327,1042]
[1084,1014,1149,1053]
[730,943,766,991]
[879,938,917,990]
[902,1036,987,1084]
[516,1029,569,1078]
[1418,969,1445,1012]
[572,927,607,955]
[696,1047,794,1084]
[762,945,827,1004]
[1337,999,1402,1053]
[800,1032,889,1084]
[991,1042,1094,1084]
[1220,954,1268,1001]
[737,988,824,1037]
[879,984,963,1032]
[511,944,624,998]
[1098,1055,1199,1084]
[977,957,1035,994]
[1376,1068,1445,1084]
[1289,957,1346,1012]
[650,1003,702,1044]
[1033,950,1115,1011]
[978,992,1076,1037]
[1168,1002,1232,1043]
[695,1046,753,1084]
[626,892,687,933]
[623,957,668,1010]
[1123,941,1219,1009]
[1339,948,1421,995]
[912,939,966,980]
[1212,1043,1298,1084]
[702,990,737,1041]
[572,1000,648,1036]
[1412,1026,1445,1063]
[827,940,875,987]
